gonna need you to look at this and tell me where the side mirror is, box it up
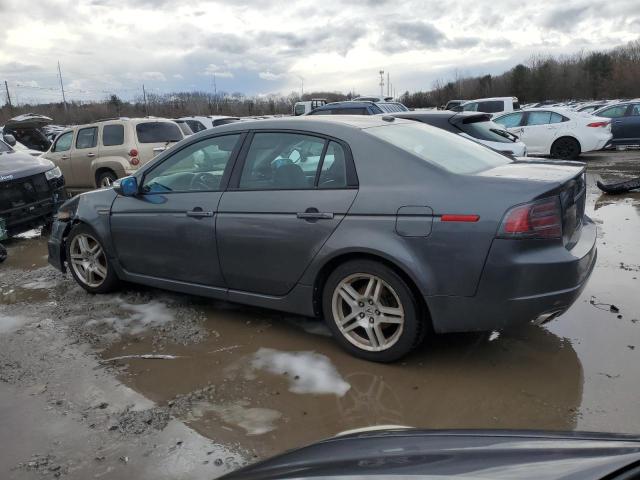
[113,176,138,196]
[3,134,16,147]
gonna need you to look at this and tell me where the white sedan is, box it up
[493,107,612,159]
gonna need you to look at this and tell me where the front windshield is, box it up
[366,122,512,174]
[457,119,516,143]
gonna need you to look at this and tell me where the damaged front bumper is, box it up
[47,219,70,272]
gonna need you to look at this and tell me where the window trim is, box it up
[138,131,247,195]
[227,129,359,192]
[75,126,98,149]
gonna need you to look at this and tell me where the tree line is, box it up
[1,40,639,125]
[400,40,640,108]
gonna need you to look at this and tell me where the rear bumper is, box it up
[427,217,597,333]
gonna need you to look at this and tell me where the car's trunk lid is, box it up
[4,113,53,130]
[478,160,587,247]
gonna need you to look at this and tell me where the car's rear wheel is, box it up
[550,137,581,160]
[322,259,425,362]
[66,224,119,293]
[97,170,117,188]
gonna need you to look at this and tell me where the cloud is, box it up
[259,71,284,81]
[377,21,446,53]
[124,71,167,82]
[203,64,234,78]
[172,73,184,79]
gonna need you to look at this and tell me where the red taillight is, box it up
[128,148,139,157]
[130,157,140,166]
[498,197,562,239]
[441,214,480,222]
[587,121,610,128]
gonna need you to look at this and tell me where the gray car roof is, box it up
[211,115,413,133]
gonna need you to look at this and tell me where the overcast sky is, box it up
[0,0,638,104]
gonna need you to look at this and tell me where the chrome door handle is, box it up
[60,155,69,160]
[186,209,214,218]
[87,153,96,157]
[297,212,334,220]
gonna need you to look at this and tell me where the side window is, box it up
[462,102,479,112]
[549,112,566,124]
[526,111,553,126]
[238,133,327,190]
[478,101,504,113]
[102,124,124,146]
[598,105,628,118]
[186,120,207,133]
[76,127,98,149]
[630,104,640,116]
[495,112,524,128]
[318,141,347,189]
[53,131,73,152]
[308,109,332,115]
[294,104,307,115]
[142,134,240,193]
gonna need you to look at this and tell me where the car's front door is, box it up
[217,131,358,296]
[44,130,74,183]
[71,126,99,188]
[109,133,243,286]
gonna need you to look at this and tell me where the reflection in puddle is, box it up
[249,348,351,396]
[186,401,282,436]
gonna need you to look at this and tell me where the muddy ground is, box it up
[1,150,640,479]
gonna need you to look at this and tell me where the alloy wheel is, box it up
[100,176,114,187]
[331,273,405,352]
[69,233,108,288]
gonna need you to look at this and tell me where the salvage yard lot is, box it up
[1,150,639,479]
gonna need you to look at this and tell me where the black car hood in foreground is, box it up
[0,151,55,181]
[221,430,640,480]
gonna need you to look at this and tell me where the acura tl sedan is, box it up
[48,116,596,362]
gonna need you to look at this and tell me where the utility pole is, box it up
[387,72,390,97]
[57,61,68,117]
[142,84,149,116]
[379,70,384,97]
[213,73,218,112]
[4,81,11,108]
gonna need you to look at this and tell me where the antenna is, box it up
[297,75,304,96]
[379,70,385,97]
[57,61,68,117]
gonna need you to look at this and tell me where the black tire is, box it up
[322,259,426,362]
[0,243,6,263]
[550,137,581,160]
[96,170,117,188]
[65,223,119,294]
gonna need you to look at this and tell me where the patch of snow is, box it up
[21,279,59,290]
[85,298,175,335]
[489,331,500,342]
[188,400,281,436]
[0,314,32,334]
[14,229,42,239]
[251,348,351,397]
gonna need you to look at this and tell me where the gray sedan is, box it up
[48,116,596,362]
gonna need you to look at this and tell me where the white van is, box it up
[460,97,521,115]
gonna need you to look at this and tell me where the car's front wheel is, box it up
[66,224,119,293]
[97,170,117,188]
[322,259,426,362]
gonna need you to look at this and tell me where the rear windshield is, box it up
[135,122,182,143]
[457,119,515,144]
[366,123,512,174]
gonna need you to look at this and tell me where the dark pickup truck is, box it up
[0,137,65,243]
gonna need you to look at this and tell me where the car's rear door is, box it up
[619,104,640,142]
[109,133,244,287]
[520,111,566,153]
[217,131,358,296]
[597,104,631,141]
[70,125,99,188]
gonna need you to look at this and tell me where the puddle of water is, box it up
[1,230,49,271]
[87,298,176,335]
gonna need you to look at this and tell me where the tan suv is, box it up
[43,117,184,190]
